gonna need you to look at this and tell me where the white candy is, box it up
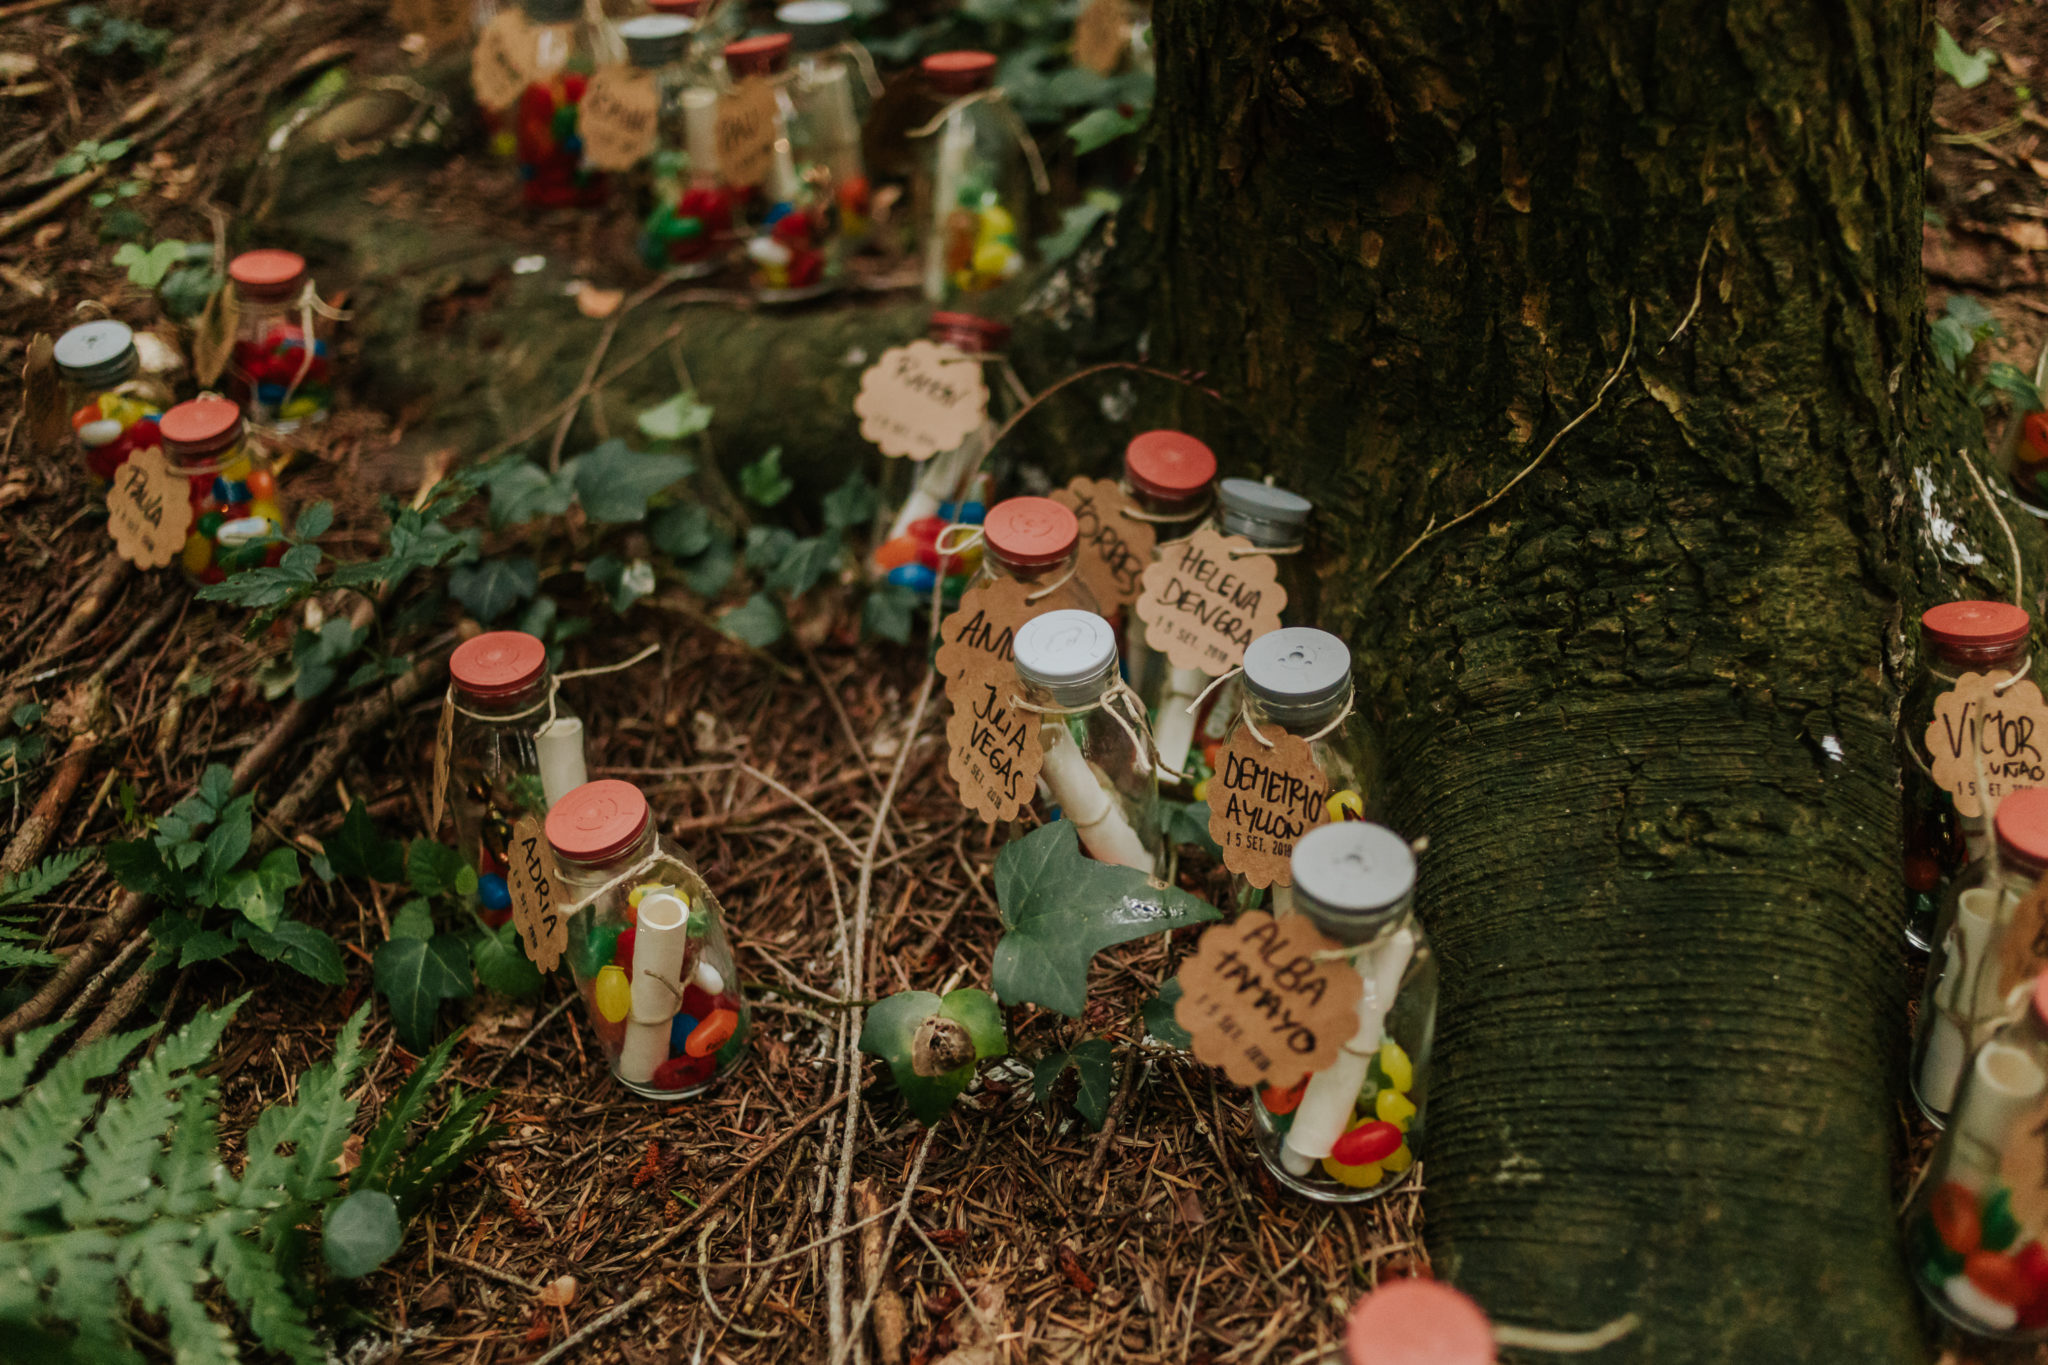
[748,236,792,267]
[693,960,724,996]
[77,418,123,447]
[216,516,271,547]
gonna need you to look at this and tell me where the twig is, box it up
[907,1219,997,1344]
[528,1286,654,1365]
[0,557,128,738]
[73,954,158,1047]
[637,1088,849,1259]
[1370,303,1639,591]
[1662,232,1714,351]
[976,361,1226,478]
[546,273,680,472]
[735,762,863,858]
[484,993,577,1085]
[435,1252,538,1293]
[838,1131,933,1365]
[1082,1049,1142,1187]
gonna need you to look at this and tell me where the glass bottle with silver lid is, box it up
[1012,609,1165,875]
[1251,821,1435,1203]
[54,319,172,484]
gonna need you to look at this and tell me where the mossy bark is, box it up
[1108,0,2036,1358]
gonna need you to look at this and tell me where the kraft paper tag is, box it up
[1999,1091,2048,1233]
[715,77,779,188]
[429,692,455,837]
[1998,877,2048,1004]
[1927,670,2048,819]
[854,340,991,462]
[192,285,239,387]
[578,64,660,171]
[393,0,473,52]
[1209,727,1330,888]
[1053,476,1152,614]
[1136,527,1286,676]
[24,335,67,455]
[107,447,194,570]
[508,813,565,972]
[1174,912,1363,1090]
[945,654,1042,824]
[1072,0,1131,75]
[936,577,1031,682]
[472,9,539,111]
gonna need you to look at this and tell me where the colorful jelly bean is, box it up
[1378,1040,1413,1093]
[942,191,1022,297]
[1320,1155,1383,1189]
[515,75,609,210]
[231,322,334,429]
[639,185,734,270]
[478,874,511,912]
[670,1012,700,1052]
[652,1053,715,1091]
[685,1007,738,1058]
[1330,1120,1403,1168]
[1374,1088,1417,1130]
[72,390,165,482]
[1259,1079,1306,1115]
[595,964,632,1022]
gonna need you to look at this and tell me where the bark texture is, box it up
[1119,0,2011,1358]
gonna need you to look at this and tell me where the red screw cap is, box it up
[929,311,1011,354]
[1922,601,2031,654]
[983,496,1078,569]
[1997,787,2048,869]
[1124,430,1217,501]
[1345,1279,1495,1365]
[545,780,651,864]
[450,631,548,700]
[922,50,997,95]
[725,32,792,77]
[159,397,244,456]
[228,249,307,300]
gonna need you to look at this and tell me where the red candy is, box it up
[1330,1120,1403,1167]
[615,926,638,974]
[1933,1181,1983,1255]
[2027,412,2048,462]
[682,983,716,1020]
[651,1054,715,1091]
[1259,1079,1306,1115]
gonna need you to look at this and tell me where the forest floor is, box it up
[0,0,2039,1362]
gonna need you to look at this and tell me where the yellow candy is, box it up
[492,130,518,157]
[1376,1088,1417,1131]
[1326,789,1364,823]
[626,881,669,910]
[976,203,1015,243]
[181,533,213,575]
[221,458,253,481]
[1192,778,1209,802]
[594,964,631,1022]
[1322,1155,1383,1189]
[100,395,146,426]
[249,500,283,528]
[972,241,1016,279]
[1382,1143,1413,1174]
[1378,1040,1413,1093]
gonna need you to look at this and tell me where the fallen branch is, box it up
[528,1286,654,1365]
[0,557,129,738]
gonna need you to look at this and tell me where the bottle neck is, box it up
[1297,893,1415,949]
[1932,641,2030,676]
[452,677,553,722]
[1245,688,1347,734]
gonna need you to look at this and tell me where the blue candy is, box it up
[960,501,986,523]
[255,382,287,403]
[562,135,583,155]
[887,563,938,592]
[478,874,511,912]
[671,1013,701,1052]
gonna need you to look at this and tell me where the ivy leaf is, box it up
[293,501,335,541]
[218,847,301,933]
[372,934,473,1052]
[1935,23,1993,89]
[449,557,537,624]
[739,447,793,508]
[650,502,714,559]
[1067,104,1149,155]
[405,840,472,898]
[822,471,878,532]
[486,462,577,530]
[858,988,1007,1125]
[635,391,714,443]
[113,239,186,288]
[586,554,657,613]
[1142,978,1192,1049]
[105,839,175,898]
[469,921,543,996]
[718,593,786,648]
[327,800,405,884]
[323,1189,403,1278]
[1984,362,2046,413]
[390,898,436,940]
[744,524,798,572]
[991,821,1221,1017]
[1032,1038,1116,1129]
[763,532,842,598]
[680,534,738,597]
[862,584,917,645]
[235,918,345,985]
[1162,799,1223,858]
[1039,191,1119,264]
[571,440,694,523]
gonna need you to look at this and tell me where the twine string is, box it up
[282,279,351,411]
[905,87,1050,194]
[1239,686,1356,750]
[447,642,662,727]
[1121,498,1213,525]
[830,40,884,100]
[553,848,678,925]
[1009,678,1153,772]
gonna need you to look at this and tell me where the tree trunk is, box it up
[1116,0,2026,1357]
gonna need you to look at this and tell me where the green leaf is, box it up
[822,471,878,532]
[1142,978,1192,1049]
[739,446,793,507]
[1985,361,2045,413]
[680,534,738,597]
[470,921,543,996]
[858,991,969,1125]
[991,821,1222,1017]
[486,461,577,530]
[745,524,798,571]
[449,557,537,624]
[1039,191,1119,263]
[390,898,436,940]
[718,593,786,648]
[862,584,917,645]
[1162,798,1223,857]
[1066,103,1149,155]
[1032,1038,1117,1128]
[218,847,300,932]
[327,800,405,884]
[571,440,693,523]
[234,918,344,985]
[372,934,473,1052]
[293,502,334,541]
[113,238,185,289]
[1,847,96,906]
[405,840,470,897]
[1931,316,1975,375]
[937,987,1007,1058]
[586,554,657,613]
[1947,293,2000,336]
[322,1189,402,1278]
[635,390,714,443]
[763,532,842,598]
[104,840,174,900]
[1935,23,1993,89]
[650,502,714,559]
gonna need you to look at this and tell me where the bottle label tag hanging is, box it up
[1174,911,1363,1090]
[472,9,540,111]
[429,692,455,838]
[23,335,69,454]
[578,65,661,171]
[192,285,240,387]
[508,814,566,973]
[1926,669,2048,818]
[1072,0,1132,75]
[392,0,473,52]
[107,447,194,570]
[1136,527,1286,676]
[1997,1088,2048,1233]
[1209,728,1330,889]
[855,340,990,461]
[946,654,1043,823]
[936,576,1031,683]
[715,77,780,187]
[1997,878,2048,1004]
[1053,476,1153,614]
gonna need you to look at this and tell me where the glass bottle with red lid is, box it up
[159,397,287,586]
[508,0,613,210]
[1345,1279,1497,1365]
[779,1,872,247]
[726,33,840,300]
[54,319,170,484]
[916,51,1033,304]
[444,631,587,927]
[1915,788,2048,1125]
[225,250,337,437]
[549,780,748,1099]
[628,10,736,277]
[1908,601,2034,951]
[870,311,1010,601]
[972,496,1102,619]
[1118,429,1219,702]
[1907,970,2048,1337]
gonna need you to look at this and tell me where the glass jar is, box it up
[871,311,1010,600]
[1180,477,1317,783]
[780,2,871,247]
[726,34,838,301]
[1908,601,2033,952]
[159,398,288,586]
[550,780,749,1099]
[1117,430,1218,746]
[1251,821,1435,1203]
[446,631,588,928]
[510,0,613,209]
[1915,788,2048,1125]
[972,496,1102,618]
[54,319,172,484]
[1013,610,1165,875]
[1222,627,1376,916]
[225,251,337,439]
[625,13,736,276]
[916,51,1033,305]
[1906,971,2048,1337]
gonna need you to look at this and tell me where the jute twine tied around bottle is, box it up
[905,87,1052,196]
[281,280,351,413]
[1184,666,1355,748]
[933,522,1082,605]
[1008,677,1153,771]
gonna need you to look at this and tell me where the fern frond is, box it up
[124,1224,237,1365]
[24,1226,133,1363]
[351,1028,459,1195]
[0,1020,70,1105]
[0,1027,152,1234]
[0,848,96,907]
[72,1006,235,1228]
[384,1085,501,1220]
[205,1213,322,1365]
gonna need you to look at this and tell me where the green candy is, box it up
[1916,1216,1966,1281]
[197,512,224,537]
[1983,1187,2021,1252]
[550,105,577,139]
[577,921,624,980]
[668,216,704,241]
[686,910,710,940]
[715,1024,747,1067]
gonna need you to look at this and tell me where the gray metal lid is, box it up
[1292,822,1415,928]
[521,0,584,23]
[777,0,851,50]
[53,320,138,389]
[1243,628,1350,711]
[619,13,694,64]
[1013,610,1118,697]
[1218,477,1311,544]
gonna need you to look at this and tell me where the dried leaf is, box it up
[1055,1243,1096,1295]
[574,283,624,319]
[537,1274,578,1307]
